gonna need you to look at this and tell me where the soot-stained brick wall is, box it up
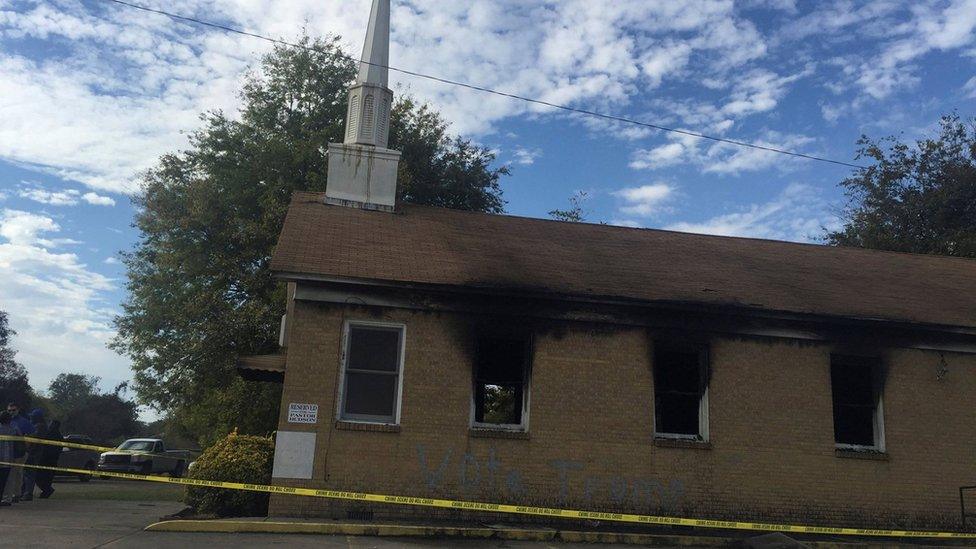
[268,297,976,530]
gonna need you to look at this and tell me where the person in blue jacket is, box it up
[3,403,33,504]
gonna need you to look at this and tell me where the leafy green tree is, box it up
[0,310,32,409]
[548,191,589,222]
[828,114,976,256]
[112,35,508,445]
[45,373,140,444]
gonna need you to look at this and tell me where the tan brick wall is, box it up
[269,299,976,530]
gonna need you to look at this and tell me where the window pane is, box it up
[477,338,526,384]
[654,343,705,437]
[830,362,874,406]
[830,356,879,446]
[655,393,700,435]
[654,347,701,393]
[476,383,521,424]
[344,372,397,418]
[834,405,874,446]
[348,326,400,372]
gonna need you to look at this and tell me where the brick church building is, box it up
[239,0,976,531]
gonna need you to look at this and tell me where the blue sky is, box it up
[1,0,975,406]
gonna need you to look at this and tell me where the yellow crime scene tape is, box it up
[1,437,974,540]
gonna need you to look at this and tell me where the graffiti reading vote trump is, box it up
[415,445,684,510]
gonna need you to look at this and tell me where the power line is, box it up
[97,0,864,170]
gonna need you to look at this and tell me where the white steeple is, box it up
[326,0,401,212]
[343,0,393,148]
[357,0,389,88]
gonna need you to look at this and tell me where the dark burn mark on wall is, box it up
[297,279,976,354]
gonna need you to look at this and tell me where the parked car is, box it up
[97,438,190,477]
[56,434,102,482]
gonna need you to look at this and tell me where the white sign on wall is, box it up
[272,431,316,479]
[287,402,319,424]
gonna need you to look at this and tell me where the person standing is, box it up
[0,411,19,507]
[35,419,61,499]
[20,408,47,502]
[4,403,32,504]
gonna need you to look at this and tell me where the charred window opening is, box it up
[340,323,404,424]
[830,355,883,448]
[653,342,708,439]
[473,336,530,428]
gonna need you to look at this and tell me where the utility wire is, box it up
[97,0,864,170]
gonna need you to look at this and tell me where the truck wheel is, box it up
[171,462,184,478]
[78,461,93,482]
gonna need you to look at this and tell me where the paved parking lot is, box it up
[0,479,685,548]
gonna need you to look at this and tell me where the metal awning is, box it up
[236,353,286,382]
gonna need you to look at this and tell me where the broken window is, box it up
[473,336,530,428]
[830,355,884,449]
[653,342,708,439]
[339,322,404,424]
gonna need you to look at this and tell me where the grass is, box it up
[51,477,185,502]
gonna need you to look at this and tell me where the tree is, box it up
[45,373,140,444]
[828,114,976,257]
[112,35,509,445]
[0,310,32,409]
[549,191,589,222]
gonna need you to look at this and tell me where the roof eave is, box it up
[271,270,976,337]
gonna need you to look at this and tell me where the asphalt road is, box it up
[0,479,681,548]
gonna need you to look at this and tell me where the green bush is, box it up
[184,431,274,517]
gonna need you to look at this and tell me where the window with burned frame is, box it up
[830,354,885,450]
[473,335,531,429]
[339,322,405,424]
[653,341,709,440]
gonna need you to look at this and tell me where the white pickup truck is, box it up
[96,438,190,477]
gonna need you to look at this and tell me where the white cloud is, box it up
[0,208,127,391]
[629,142,685,169]
[103,256,119,265]
[82,192,116,207]
[0,209,60,246]
[629,130,815,175]
[512,147,542,166]
[0,0,773,192]
[964,76,976,97]
[612,183,674,217]
[609,219,641,228]
[17,186,116,207]
[19,187,81,206]
[701,133,815,175]
[665,183,841,242]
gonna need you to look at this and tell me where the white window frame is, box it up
[336,320,407,426]
[831,355,886,452]
[652,343,710,442]
[469,336,532,432]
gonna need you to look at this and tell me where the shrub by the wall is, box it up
[184,431,274,517]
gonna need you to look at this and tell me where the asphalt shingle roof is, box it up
[271,192,976,330]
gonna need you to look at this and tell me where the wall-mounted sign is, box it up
[287,402,319,424]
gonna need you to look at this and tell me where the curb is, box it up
[145,520,733,545]
[145,520,960,547]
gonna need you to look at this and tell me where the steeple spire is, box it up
[342,0,393,148]
[357,0,390,88]
[325,0,401,212]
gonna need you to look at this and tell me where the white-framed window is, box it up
[830,354,885,451]
[653,341,709,441]
[337,320,406,425]
[471,335,532,431]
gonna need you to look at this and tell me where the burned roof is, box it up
[271,191,976,331]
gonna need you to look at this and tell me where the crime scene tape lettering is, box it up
[0,437,974,539]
